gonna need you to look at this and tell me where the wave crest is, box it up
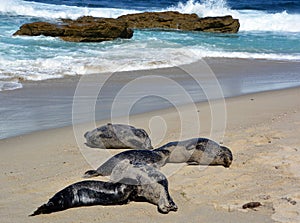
[169,0,300,32]
[1,0,300,32]
[0,0,140,19]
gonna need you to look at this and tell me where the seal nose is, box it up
[223,158,232,168]
[223,152,233,168]
[220,147,233,168]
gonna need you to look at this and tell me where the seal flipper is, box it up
[29,187,73,216]
[29,201,60,216]
[186,161,199,165]
[29,204,49,216]
[82,170,100,178]
[29,197,67,216]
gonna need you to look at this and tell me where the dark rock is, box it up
[13,12,239,42]
[242,202,262,209]
[118,11,240,33]
[13,16,133,42]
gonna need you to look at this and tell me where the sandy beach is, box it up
[1,0,300,221]
[1,84,300,222]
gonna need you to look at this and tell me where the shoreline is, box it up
[1,58,300,140]
[2,85,300,141]
[1,86,300,222]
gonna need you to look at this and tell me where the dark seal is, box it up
[30,161,177,216]
[154,138,233,168]
[29,180,134,216]
[84,123,153,150]
[83,149,170,178]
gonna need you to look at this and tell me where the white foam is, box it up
[0,43,200,81]
[190,48,300,61]
[1,43,299,85]
[0,0,140,19]
[1,0,300,85]
[169,0,300,32]
[0,81,22,91]
[2,0,300,32]
[168,0,231,17]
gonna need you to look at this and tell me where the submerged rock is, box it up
[13,11,239,42]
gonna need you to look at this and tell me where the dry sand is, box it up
[1,87,300,223]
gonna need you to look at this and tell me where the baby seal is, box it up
[154,138,233,168]
[110,159,178,213]
[84,123,153,150]
[83,149,170,178]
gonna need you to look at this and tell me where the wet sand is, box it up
[1,58,300,139]
[0,84,300,222]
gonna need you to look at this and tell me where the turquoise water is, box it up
[0,0,300,91]
[0,0,300,139]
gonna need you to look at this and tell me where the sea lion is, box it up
[110,159,178,213]
[154,138,233,168]
[84,123,153,150]
[83,149,170,178]
[30,161,177,216]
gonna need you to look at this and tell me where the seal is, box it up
[29,180,135,216]
[83,149,170,178]
[84,123,153,150]
[110,159,178,213]
[30,161,177,216]
[154,138,233,168]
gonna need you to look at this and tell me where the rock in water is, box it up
[118,11,240,33]
[13,16,133,42]
[13,12,239,42]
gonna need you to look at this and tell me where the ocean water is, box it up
[0,0,300,91]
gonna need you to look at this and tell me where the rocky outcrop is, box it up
[13,11,239,42]
[13,16,133,42]
[118,11,240,33]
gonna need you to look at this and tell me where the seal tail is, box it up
[82,170,101,178]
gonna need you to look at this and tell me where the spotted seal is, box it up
[154,138,233,168]
[84,123,153,150]
[30,160,177,216]
[83,149,170,178]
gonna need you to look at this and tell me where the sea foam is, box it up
[169,0,300,32]
[0,0,299,91]
[0,81,22,91]
[2,0,300,32]
[0,0,140,19]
